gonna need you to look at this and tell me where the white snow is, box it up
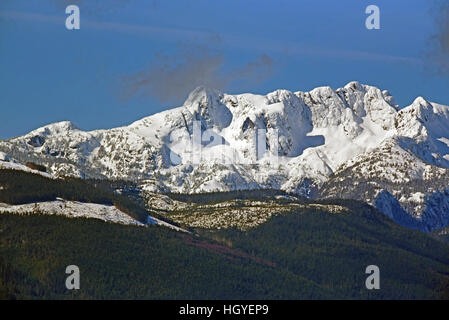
[0,199,143,225]
[147,215,188,233]
[0,199,189,232]
[0,159,55,179]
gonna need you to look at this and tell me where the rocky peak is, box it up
[183,86,232,130]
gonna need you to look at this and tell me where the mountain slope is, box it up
[1,201,449,299]
[0,168,184,231]
[319,97,449,231]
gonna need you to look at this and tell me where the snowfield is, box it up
[0,199,188,232]
[0,199,143,226]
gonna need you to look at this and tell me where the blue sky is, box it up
[0,0,448,139]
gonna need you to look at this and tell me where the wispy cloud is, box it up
[426,0,449,75]
[0,9,421,65]
[0,9,217,48]
[0,8,423,105]
[0,10,63,24]
[119,42,274,103]
[49,0,135,16]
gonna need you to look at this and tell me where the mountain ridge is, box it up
[1,81,448,231]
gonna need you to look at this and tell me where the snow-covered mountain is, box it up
[1,81,448,231]
[318,96,449,231]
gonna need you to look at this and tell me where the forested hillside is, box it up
[0,213,332,300]
[201,200,449,299]
[1,201,448,299]
[0,169,147,222]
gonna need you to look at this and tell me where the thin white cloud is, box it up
[0,10,422,65]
